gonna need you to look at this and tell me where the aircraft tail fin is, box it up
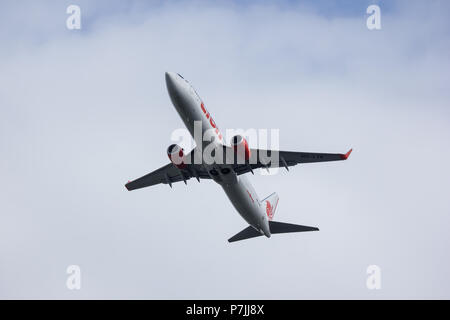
[260,192,279,220]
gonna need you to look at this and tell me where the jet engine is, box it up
[230,135,251,161]
[167,144,186,169]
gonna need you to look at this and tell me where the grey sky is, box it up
[0,0,449,299]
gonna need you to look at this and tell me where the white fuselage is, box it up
[165,72,271,237]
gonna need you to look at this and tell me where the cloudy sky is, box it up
[1,0,449,299]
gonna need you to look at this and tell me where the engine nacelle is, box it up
[230,135,251,161]
[167,144,186,169]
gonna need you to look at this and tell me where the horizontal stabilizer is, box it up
[228,226,262,243]
[269,221,319,234]
[228,221,319,243]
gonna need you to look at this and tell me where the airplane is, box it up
[125,72,352,242]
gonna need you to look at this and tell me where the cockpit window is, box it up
[177,73,184,79]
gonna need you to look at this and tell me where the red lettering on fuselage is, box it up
[200,102,222,141]
[247,190,254,203]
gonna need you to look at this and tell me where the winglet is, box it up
[340,148,353,160]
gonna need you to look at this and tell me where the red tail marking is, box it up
[266,200,274,220]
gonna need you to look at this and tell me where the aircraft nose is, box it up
[166,72,186,108]
[165,71,176,88]
[165,72,182,99]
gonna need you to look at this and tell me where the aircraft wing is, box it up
[230,147,352,175]
[125,162,211,191]
[126,146,352,190]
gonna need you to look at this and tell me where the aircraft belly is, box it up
[221,176,262,230]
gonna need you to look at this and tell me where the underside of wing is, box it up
[125,162,210,191]
[125,145,352,190]
[229,147,352,175]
